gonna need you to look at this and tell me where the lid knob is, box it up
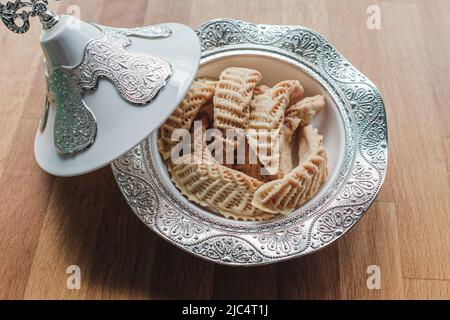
[0,0,59,33]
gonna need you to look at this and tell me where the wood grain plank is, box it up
[281,0,331,35]
[419,0,450,138]
[0,120,54,299]
[145,0,194,25]
[23,169,110,299]
[84,174,160,300]
[98,0,148,27]
[189,0,284,27]
[446,137,450,185]
[149,239,215,299]
[386,103,450,281]
[368,0,450,280]
[404,279,450,300]
[0,63,57,299]
[212,265,277,300]
[0,20,47,176]
[276,244,340,299]
[338,202,404,299]
[392,159,449,280]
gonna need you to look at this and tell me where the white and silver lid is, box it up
[1,0,201,176]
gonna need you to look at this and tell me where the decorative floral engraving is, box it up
[344,85,377,124]
[113,145,146,177]
[360,113,387,170]
[342,83,387,171]
[281,32,320,62]
[115,173,159,219]
[310,207,364,249]
[339,164,376,201]
[258,227,307,254]
[196,18,323,62]
[72,27,172,105]
[237,21,287,44]
[196,21,242,50]
[191,237,266,264]
[321,44,365,83]
[159,206,205,239]
[50,68,97,154]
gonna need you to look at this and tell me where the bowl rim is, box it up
[112,18,388,266]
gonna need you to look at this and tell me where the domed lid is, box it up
[30,14,200,176]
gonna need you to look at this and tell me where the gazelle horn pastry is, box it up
[213,67,262,150]
[246,80,303,176]
[284,95,325,137]
[168,154,275,221]
[276,94,326,179]
[252,125,328,215]
[168,120,274,221]
[158,78,217,159]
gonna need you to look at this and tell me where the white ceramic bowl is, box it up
[156,51,346,223]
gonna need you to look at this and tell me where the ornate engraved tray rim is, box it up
[111,18,388,266]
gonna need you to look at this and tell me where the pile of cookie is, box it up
[158,67,328,221]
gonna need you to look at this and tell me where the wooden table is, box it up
[0,0,449,300]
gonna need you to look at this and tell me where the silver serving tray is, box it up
[111,18,388,266]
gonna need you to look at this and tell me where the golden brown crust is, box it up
[232,142,272,182]
[168,155,274,221]
[168,122,274,221]
[284,95,325,136]
[252,125,328,215]
[158,79,217,159]
[275,94,325,178]
[254,85,270,96]
[274,80,304,105]
[246,80,303,176]
[213,67,262,143]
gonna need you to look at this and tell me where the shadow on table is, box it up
[53,168,342,299]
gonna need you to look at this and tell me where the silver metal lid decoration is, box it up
[47,25,172,154]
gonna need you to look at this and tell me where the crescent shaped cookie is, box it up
[252,125,328,215]
[284,95,325,137]
[213,67,262,150]
[158,78,217,159]
[168,154,274,221]
[168,121,274,221]
[274,80,304,105]
[246,80,303,176]
[277,94,326,178]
